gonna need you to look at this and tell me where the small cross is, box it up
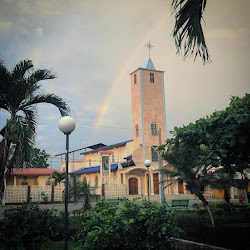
[144,40,154,58]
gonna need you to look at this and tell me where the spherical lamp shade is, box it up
[144,159,151,168]
[58,116,76,135]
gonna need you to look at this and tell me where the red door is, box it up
[153,174,159,194]
[178,181,184,194]
[129,178,138,195]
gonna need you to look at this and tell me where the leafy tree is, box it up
[162,94,250,224]
[0,59,70,202]
[171,0,210,64]
[27,147,50,168]
[199,94,250,202]
[162,121,216,227]
[8,145,50,168]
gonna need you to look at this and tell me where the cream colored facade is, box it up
[64,58,189,200]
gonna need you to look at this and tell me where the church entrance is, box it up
[129,178,138,195]
[153,173,159,194]
[178,181,184,194]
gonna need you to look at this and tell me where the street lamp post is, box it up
[144,159,151,202]
[58,116,76,250]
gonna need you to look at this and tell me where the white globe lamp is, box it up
[58,116,76,135]
[144,159,151,168]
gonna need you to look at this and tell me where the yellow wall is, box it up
[16,176,37,185]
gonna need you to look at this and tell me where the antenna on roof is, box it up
[144,40,154,59]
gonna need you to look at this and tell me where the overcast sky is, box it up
[0,0,249,169]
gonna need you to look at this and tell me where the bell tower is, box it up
[130,57,167,163]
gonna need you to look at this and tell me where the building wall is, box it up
[16,176,37,185]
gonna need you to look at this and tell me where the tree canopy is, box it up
[162,94,250,225]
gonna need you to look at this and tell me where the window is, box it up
[150,72,154,83]
[112,154,114,163]
[89,159,91,167]
[23,176,27,181]
[151,146,158,162]
[135,124,139,137]
[134,74,137,84]
[95,176,98,187]
[121,173,124,184]
[151,122,157,136]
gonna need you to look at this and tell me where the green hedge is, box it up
[74,199,181,249]
[0,204,62,250]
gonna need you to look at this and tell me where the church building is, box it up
[62,57,188,200]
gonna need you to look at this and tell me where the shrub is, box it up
[40,192,49,203]
[208,201,250,215]
[0,203,62,250]
[74,199,180,249]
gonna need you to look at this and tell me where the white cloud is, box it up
[36,136,49,142]
[35,27,43,37]
[0,21,12,32]
[37,124,49,131]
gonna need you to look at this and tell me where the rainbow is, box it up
[90,12,168,140]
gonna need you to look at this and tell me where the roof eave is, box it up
[130,68,165,75]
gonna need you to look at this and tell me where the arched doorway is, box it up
[178,180,184,194]
[129,178,138,195]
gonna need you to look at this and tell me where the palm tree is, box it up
[0,59,70,202]
[48,171,65,186]
[171,0,211,64]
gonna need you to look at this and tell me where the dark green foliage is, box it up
[0,204,62,250]
[208,201,250,215]
[49,171,65,186]
[8,145,50,169]
[162,94,250,203]
[74,199,180,249]
[69,179,95,210]
[171,0,210,64]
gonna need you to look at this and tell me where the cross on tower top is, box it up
[144,40,154,58]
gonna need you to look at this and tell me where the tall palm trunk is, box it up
[0,128,11,203]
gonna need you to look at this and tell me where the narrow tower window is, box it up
[151,146,158,162]
[134,74,137,84]
[150,72,154,83]
[89,159,91,167]
[135,124,139,137]
[121,173,124,184]
[95,176,98,187]
[151,122,157,136]
[112,154,114,163]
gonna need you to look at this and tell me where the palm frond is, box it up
[20,93,70,116]
[171,0,211,64]
[29,69,56,81]
[14,114,36,164]
[11,60,33,79]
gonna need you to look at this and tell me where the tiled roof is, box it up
[12,168,63,176]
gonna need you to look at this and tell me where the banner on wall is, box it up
[102,156,109,174]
